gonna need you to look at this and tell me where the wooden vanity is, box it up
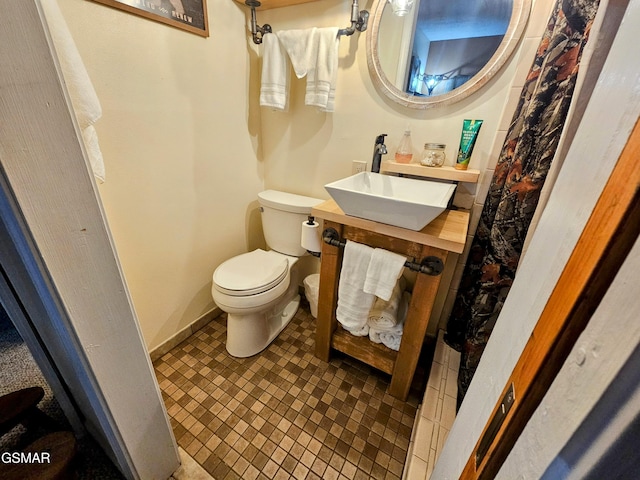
[311,199,469,400]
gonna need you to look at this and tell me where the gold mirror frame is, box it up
[366,0,532,109]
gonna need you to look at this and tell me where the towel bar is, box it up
[322,227,444,276]
[244,0,368,45]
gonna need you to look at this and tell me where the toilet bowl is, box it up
[211,190,323,358]
[212,249,300,358]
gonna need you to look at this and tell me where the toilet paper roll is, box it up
[301,220,322,253]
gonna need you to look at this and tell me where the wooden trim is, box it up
[90,0,210,37]
[390,244,447,399]
[312,200,469,254]
[380,162,481,184]
[461,118,640,479]
[315,221,343,362]
[343,225,425,258]
[332,327,397,374]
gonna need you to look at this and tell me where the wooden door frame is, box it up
[461,117,640,478]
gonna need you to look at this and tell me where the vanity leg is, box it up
[315,221,344,362]
[389,246,448,400]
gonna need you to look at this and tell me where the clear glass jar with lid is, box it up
[420,143,446,167]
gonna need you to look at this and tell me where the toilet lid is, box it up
[213,249,289,296]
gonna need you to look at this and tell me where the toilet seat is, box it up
[213,249,289,296]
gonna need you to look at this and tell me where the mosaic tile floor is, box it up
[153,301,426,480]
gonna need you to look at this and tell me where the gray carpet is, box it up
[0,305,125,479]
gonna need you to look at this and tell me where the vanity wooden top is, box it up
[312,199,469,254]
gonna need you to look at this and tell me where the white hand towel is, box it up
[305,27,340,112]
[374,292,410,351]
[260,33,290,111]
[367,277,406,330]
[276,28,318,80]
[363,248,406,302]
[336,240,376,334]
[41,0,105,182]
[276,27,340,113]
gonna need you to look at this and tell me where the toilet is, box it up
[211,190,323,357]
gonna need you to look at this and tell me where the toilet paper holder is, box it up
[302,216,323,258]
[321,227,444,276]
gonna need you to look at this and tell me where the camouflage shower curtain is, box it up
[444,0,601,407]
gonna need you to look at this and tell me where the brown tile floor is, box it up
[153,301,424,480]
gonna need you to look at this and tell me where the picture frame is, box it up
[90,0,209,37]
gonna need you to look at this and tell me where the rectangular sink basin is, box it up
[325,172,456,231]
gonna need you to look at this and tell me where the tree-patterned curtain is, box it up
[444,0,602,407]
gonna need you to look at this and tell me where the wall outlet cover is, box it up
[352,160,367,174]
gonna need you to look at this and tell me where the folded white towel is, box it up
[336,241,376,334]
[305,27,340,112]
[82,126,105,181]
[41,0,105,182]
[345,324,370,337]
[369,328,383,344]
[379,328,403,351]
[276,28,317,80]
[371,292,410,351]
[363,248,406,302]
[260,33,290,111]
[275,27,340,112]
[368,277,406,330]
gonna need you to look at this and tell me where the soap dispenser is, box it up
[395,127,414,164]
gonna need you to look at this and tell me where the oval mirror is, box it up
[366,0,531,109]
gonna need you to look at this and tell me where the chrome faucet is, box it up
[371,134,387,173]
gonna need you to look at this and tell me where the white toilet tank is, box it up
[258,190,323,257]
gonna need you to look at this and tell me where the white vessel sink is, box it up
[325,172,456,231]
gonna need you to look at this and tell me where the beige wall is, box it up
[55,0,552,350]
[259,0,553,332]
[258,1,547,197]
[57,0,265,350]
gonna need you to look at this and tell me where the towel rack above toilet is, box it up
[243,0,369,45]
